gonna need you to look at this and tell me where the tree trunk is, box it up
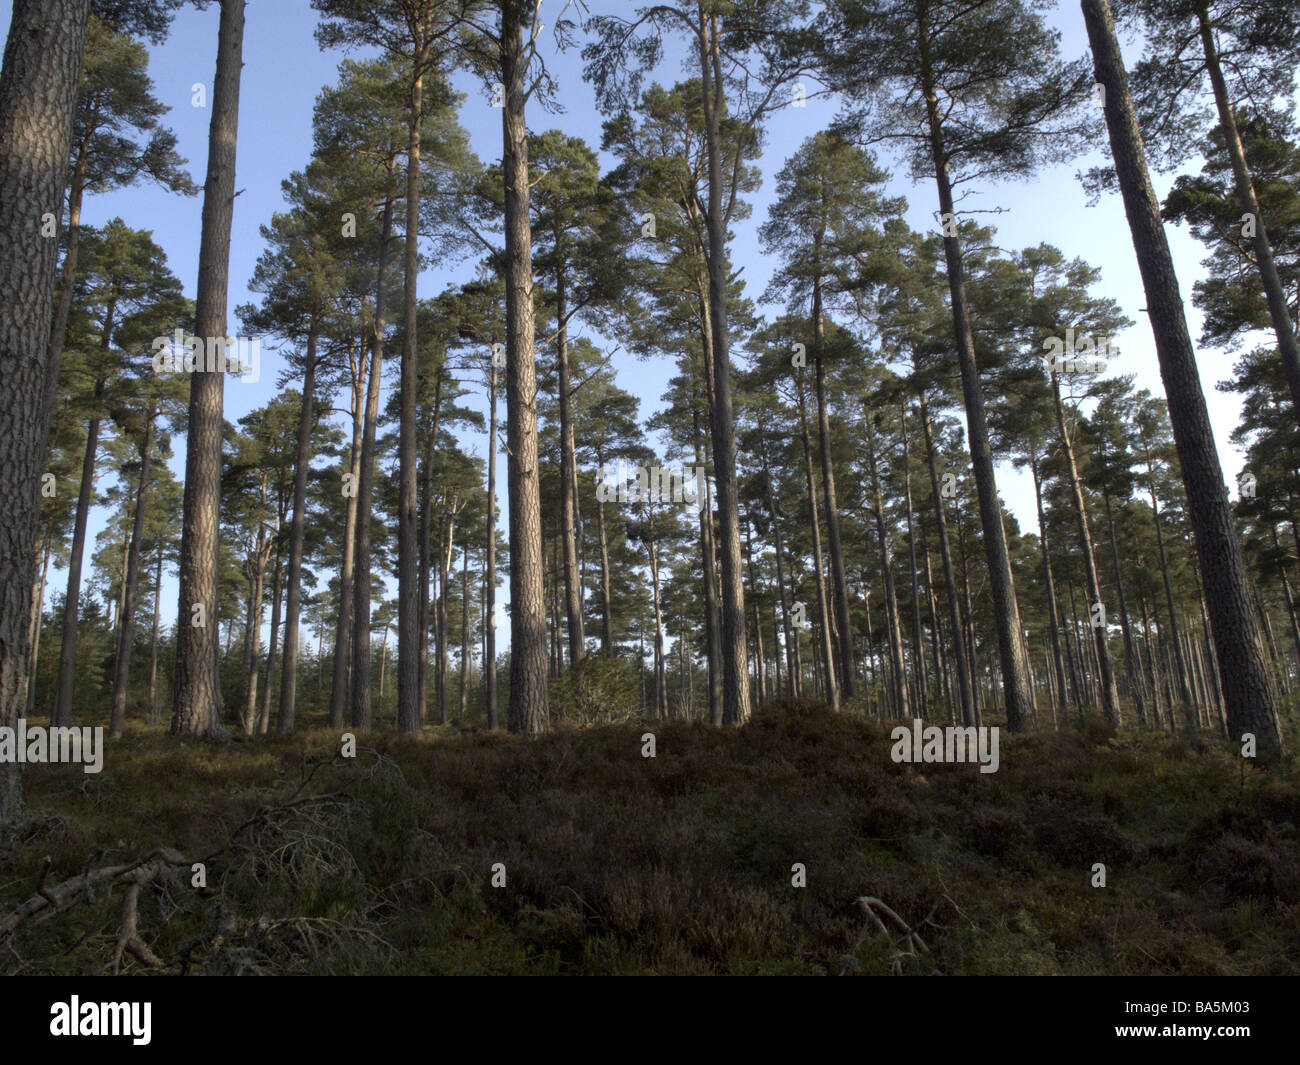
[501,7,548,737]
[52,376,104,726]
[109,412,156,736]
[329,334,364,729]
[864,414,910,721]
[698,7,750,725]
[258,545,283,738]
[173,0,244,739]
[813,265,854,698]
[460,544,470,717]
[437,504,456,726]
[485,357,499,729]
[1052,370,1122,725]
[919,393,976,726]
[918,35,1035,729]
[647,512,667,720]
[1081,0,1282,753]
[1194,2,1300,430]
[555,263,585,668]
[694,403,722,723]
[277,318,318,735]
[396,53,428,736]
[147,547,162,722]
[1103,489,1147,724]
[595,485,613,655]
[418,369,444,725]
[760,437,798,698]
[899,400,927,713]
[797,381,838,708]
[0,0,91,824]
[26,530,51,718]
[353,181,396,731]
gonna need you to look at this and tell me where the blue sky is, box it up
[9,0,1290,642]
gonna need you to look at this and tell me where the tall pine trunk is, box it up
[52,375,104,726]
[919,392,976,726]
[1051,370,1122,724]
[0,0,90,823]
[502,5,547,736]
[329,333,364,729]
[397,55,427,735]
[353,182,395,731]
[1193,2,1300,428]
[698,6,750,724]
[556,264,584,668]
[173,0,243,738]
[485,358,499,728]
[277,318,318,734]
[797,381,838,708]
[109,412,156,736]
[919,43,1034,729]
[1081,0,1282,753]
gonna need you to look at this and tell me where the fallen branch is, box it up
[0,847,189,941]
[854,896,936,975]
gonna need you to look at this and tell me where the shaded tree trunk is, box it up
[0,0,91,825]
[1194,1,1300,429]
[918,29,1035,729]
[353,180,396,731]
[1051,370,1122,725]
[52,374,105,726]
[109,412,156,737]
[796,381,838,709]
[277,318,318,734]
[698,7,750,725]
[329,333,364,729]
[555,264,584,668]
[1081,0,1282,753]
[919,393,976,726]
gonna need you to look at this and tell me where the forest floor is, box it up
[2,699,1298,975]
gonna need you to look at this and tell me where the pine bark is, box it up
[1082,0,1283,753]
[109,413,156,736]
[172,0,244,739]
[501,5,548,736]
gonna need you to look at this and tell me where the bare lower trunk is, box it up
[485,361,499,729]
[329,335,364,729]
[258,547,283,738]
[277,327,318,735]
[556,266,584,668]
[173,0,244,740]
[864,415,910,721]
[353,184,396,731]
[797,384,838,709]
[110,414,156,737]
[919,393,976,726]
[1052,371,1122,725]
[396,59,427,736]
[53,387,102,726]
